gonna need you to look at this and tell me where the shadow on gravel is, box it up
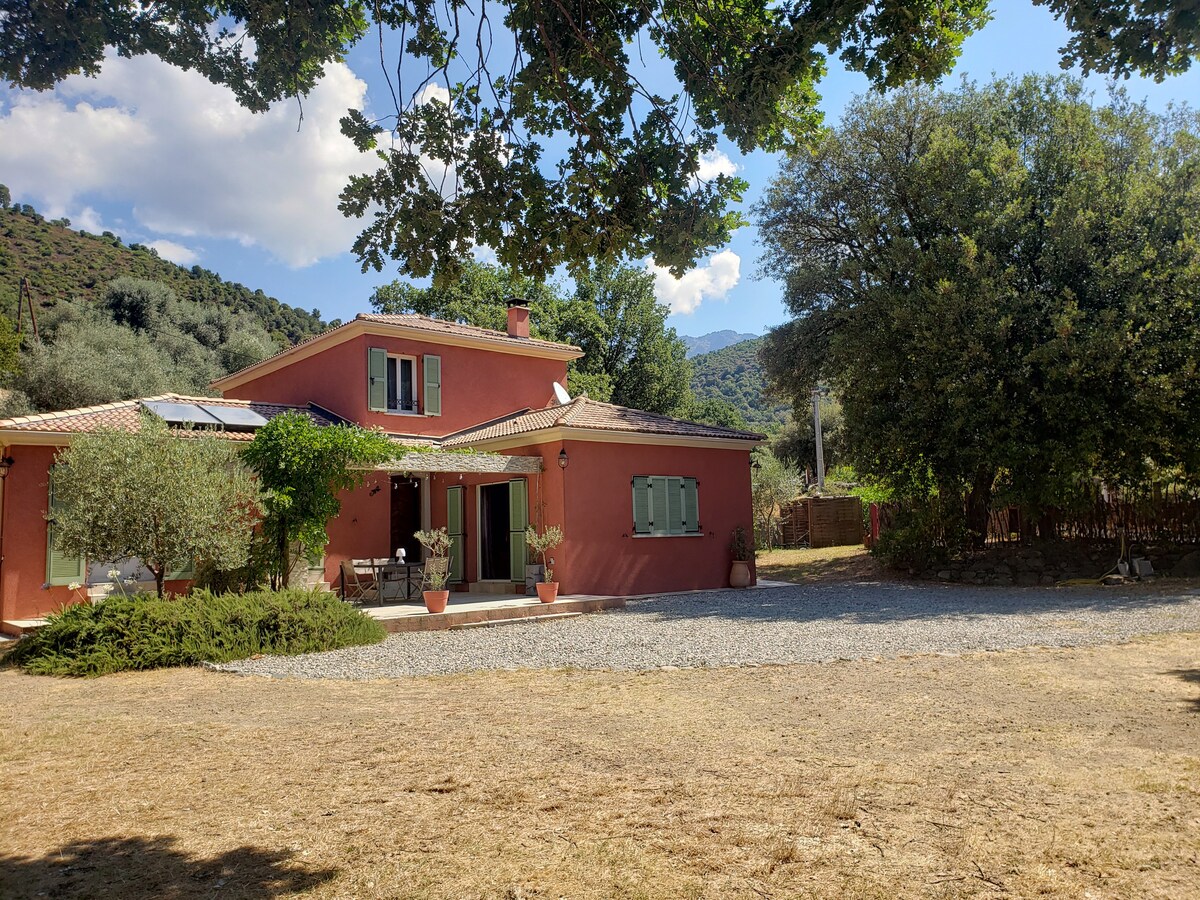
[1165,668,1200,713]
[627,582,1200,626]
[0,836,338,900]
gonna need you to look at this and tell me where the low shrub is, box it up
[8,588,386,677]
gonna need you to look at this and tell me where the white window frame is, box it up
[385,353,420,415]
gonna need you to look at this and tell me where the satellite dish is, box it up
[552,382,572,405]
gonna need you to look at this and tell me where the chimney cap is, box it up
[506,295,528,308]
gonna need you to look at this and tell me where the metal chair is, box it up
[339,560,378,604]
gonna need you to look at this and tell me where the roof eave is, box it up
[212,318,584,392]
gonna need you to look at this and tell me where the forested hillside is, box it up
[0,191,332,416]
[0,199,327,344]
[689,338,788,431]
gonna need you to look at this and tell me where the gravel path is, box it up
[217,581,1200,680]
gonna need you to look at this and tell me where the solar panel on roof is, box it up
[142,400,223,426]
[200,404,269,430]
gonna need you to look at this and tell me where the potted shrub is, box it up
[413,527,453,613]
[729,526,752,588]
[525,525,564,603]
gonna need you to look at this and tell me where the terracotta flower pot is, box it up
[729,561,752,588]
[423,590,449,613]
[536,582,559,603]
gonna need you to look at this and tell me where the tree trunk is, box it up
[965,466,995,550]
[153,565,165,598]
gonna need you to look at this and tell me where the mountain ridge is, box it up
[681,329,759,358]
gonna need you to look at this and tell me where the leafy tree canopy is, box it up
[757,75,1200,542]
[5,2,1193,281]
[373,260,695,416]
[242,412,396,588]
[51,415,262,596]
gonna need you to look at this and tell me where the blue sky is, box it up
[1,2,1197,339]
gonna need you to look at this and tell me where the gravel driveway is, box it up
[217,581,1200,680]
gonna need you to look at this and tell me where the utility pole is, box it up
[16,277,39,340]
[812,388,825,490]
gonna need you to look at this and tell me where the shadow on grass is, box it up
[1165,669,1200,713]
[628,579,1200,626]
[0,836,339,899]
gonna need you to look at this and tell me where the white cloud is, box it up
[0,54,377,267]
[416,83,451,106]
[646,250,741,315]
[694,149,738,184]
[147,239,199,265]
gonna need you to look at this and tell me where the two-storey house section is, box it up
[0,303,763,632]
[211,308,582,435]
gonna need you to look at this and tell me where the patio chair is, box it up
[339,560,378,604]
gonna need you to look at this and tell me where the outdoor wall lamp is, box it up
[558,448,569,469]
[0,455,13,479]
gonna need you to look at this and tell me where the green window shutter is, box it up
[632,476,651,534]
[167,560,195,581]
[46,469,86,586]
[446,485,464,583]
[683,478,699,534]
[666,476,685,535]
[423,354,442,416]
[508,479,528,579]
[368,347,387,412]
[649,476,671,536]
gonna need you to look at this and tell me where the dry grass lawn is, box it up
[756,544,891,583]
[2,635,1199,899]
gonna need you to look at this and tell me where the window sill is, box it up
[631,532,704,538]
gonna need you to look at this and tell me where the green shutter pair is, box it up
[368,348,441,415]
[632,476,699,536]
[46,468,85,586]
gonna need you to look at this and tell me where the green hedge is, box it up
[8,589,386,677]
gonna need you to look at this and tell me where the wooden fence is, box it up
[875,486,1200,547]
[779,496,864,548]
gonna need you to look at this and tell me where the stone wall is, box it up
[930,542,1200,586]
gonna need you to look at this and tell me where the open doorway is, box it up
[479,482,511,580]
[390,476,422,562]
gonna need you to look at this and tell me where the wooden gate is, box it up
[779,496,863,548]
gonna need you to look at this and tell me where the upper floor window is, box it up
[387,355,418,413]
[369,348,441,417]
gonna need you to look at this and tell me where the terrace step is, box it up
[449,612,582,630]
[1,618,47,637]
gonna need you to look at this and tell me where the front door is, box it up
[390,476,422,562]
[478,479,528,582]
[479,483,511,580]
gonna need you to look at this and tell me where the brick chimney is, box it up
[506,297,530,339]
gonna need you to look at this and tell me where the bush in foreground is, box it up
[9,589,386,677]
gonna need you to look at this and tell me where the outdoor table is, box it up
[378,561,423,602]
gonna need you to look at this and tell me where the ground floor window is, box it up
[632,476,700,536]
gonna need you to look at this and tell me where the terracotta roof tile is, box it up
[355,313,582,352]
[0,394,340,441]
[442,397,765,446]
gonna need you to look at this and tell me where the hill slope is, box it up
[0,204,327,343]
[682,329,759,357]
[690,337,789,431]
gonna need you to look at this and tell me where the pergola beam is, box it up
[382,451,542,474]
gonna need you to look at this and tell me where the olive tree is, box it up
[51,415,263,597]
[751,448,801,550]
